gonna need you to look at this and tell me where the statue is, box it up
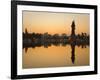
[71,20,75,38]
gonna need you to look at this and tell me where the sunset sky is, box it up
[22,11,90,35]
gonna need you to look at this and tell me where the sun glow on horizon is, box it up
[23,11,90,35]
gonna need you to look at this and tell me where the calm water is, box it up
[22,45,89,69]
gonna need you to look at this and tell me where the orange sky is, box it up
[22,11,90,35]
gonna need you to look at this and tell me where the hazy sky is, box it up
[23,11,90,35]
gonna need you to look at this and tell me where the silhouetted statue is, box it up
[70,20,76,44]
[71,44,75,64]
[71,20,75,37]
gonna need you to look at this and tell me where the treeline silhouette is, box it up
[23,28,89,48]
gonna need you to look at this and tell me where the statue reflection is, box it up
[71,44,75,64]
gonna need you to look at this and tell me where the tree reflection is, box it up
[24,42,88,64]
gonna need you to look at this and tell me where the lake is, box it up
[22,44,89,69]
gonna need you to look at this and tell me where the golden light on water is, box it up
[23,45,89,68]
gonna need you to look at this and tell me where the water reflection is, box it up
[23,42,89,64]
[71,44,75,64]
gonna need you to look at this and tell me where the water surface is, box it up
[22,44,89,69]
